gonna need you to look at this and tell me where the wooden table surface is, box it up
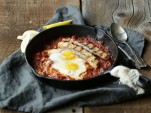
[0,0,151,113]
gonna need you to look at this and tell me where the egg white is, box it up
[48,49,86,80]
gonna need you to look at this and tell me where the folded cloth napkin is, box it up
[0,6,151,113]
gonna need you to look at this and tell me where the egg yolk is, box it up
[62,51,76,60]
[65,63,79,71]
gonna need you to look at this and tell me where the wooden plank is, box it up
[82,0,151,113]
[0,0,81,113]
[0,105,83,113]
[82,0,118,26]
[0,0,80,62]
[47,106,83,113]
[84,95,151,113]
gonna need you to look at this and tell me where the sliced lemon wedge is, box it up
[20,30,39,53]
[43,20,72,29]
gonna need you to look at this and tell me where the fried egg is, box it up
[48,49,86,80]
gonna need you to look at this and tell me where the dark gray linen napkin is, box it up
[0,6,151,113]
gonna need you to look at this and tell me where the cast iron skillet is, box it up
[25,25,118,90]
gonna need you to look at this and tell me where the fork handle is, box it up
[124,42,147,68]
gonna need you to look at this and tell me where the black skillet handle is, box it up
[136,76,151,89]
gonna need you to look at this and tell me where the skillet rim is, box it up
[25,24,118,83]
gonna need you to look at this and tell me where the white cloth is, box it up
[110,65,144,95]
